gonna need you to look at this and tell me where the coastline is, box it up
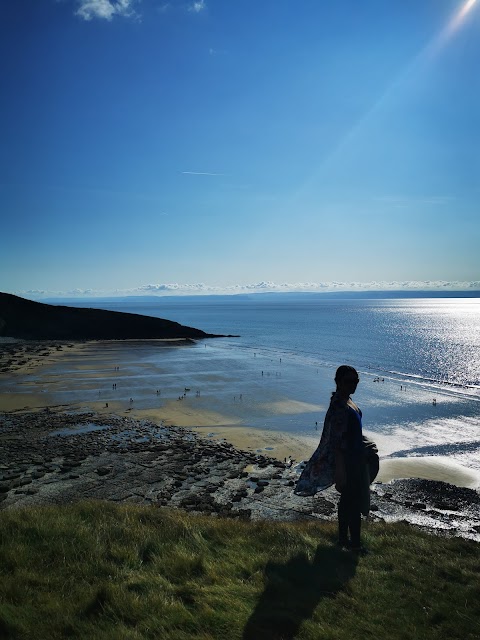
[1,408,479,542]
[1,338,479,494]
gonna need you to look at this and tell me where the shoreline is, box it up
[1,338,479,491]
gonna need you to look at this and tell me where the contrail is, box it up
[181,171,225,176]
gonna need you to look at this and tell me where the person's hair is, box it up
[334,365,358,385]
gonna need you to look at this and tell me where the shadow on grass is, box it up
[242,544,358,640]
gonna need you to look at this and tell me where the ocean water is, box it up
[11,295,480,477]
[53,296,480,472]
[66,296,480,390]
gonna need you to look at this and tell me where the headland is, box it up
[0,292,233,340]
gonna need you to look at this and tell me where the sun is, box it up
[448,0,478,34]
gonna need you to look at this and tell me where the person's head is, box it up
[334,365,359,397]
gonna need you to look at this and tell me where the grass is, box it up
[0,501,479,640]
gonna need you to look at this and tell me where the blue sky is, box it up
[1,0,479,297]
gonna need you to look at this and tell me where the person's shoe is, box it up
[350,545,369,556]
[336,539,351,551]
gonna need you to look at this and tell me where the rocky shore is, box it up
[0,340,75,374]
[1,410,479,541]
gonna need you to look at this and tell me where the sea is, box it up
[56,293,480,478]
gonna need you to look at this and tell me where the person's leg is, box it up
[337,492,350,545]
[338,482,362,548]
[348,504,361,548]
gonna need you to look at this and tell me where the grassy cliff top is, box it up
[0,501,479,640]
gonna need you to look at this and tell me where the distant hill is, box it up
[37,290,480,306]
[0,293,226,340]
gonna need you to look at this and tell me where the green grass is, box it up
[0,502,479,640]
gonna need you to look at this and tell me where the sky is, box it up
[1,0,479,298]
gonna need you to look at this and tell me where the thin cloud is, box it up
[209,47,228,56]
[75,0,138,21]
[14,280,480,300]
[188,0,206,13]
[181,171,225,176]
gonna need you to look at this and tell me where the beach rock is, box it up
[413,503,427,510]
[312,498,335,516]
[96,467,111,476]
[3,473,20,481]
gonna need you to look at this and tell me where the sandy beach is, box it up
[1,338,479,490]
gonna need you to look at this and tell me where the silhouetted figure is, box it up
[295,366,379,554]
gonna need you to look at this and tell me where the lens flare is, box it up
[291,0,478,201]
[443,0,478,40]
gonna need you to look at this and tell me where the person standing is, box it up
[295,365,378,554]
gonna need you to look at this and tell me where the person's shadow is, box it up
[242,544,358,640]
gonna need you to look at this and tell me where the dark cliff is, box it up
[0,293,224,340]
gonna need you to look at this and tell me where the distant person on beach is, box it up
[295,365,379,554]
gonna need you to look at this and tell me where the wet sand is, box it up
[377,457,480,490]
[192,425,318,463]
[1,339,479,490]
[0,341,83,374]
